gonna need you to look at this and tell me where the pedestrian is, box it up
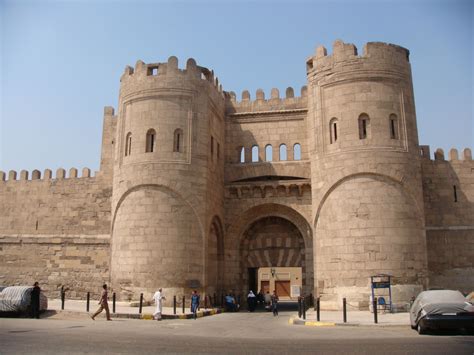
[190,290,200,320]
[153,288,166,321]
[30,282,41,319]
[91,284,111,321]
[247,290,256,312]
[271,290,279,316]
[264,291,272,311]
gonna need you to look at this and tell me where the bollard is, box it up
[343,298,347,323]
[221,294,224,307]
[237,294,241,309]
[316,297,320,321]
[61,290,65,310]
[302,297,306,320]
[298,297,302,318]
[139,293,143,314]
[182,296,185,314]
[213,293,216,307]
[113,292,116,314]
[86,292,90,312]
[205,295,208,309]
[309,293,313,307]
[373,297,378,324]
[173,295,177,315]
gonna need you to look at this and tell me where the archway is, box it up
[206,216,224,296]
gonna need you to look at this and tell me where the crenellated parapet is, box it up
[0,167,93,183]
[307,40,410,78]
[225,86,307,116]
[119,56,224,103]
[419,145,473,162]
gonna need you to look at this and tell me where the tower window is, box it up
[329,118,338,144]
[265,144,273,162]
[453,185,458,202]
[279,144,287,161]
[293,143,301,160]
[389,114,399,139]
[146,129,156,153]
[251,145,259,162]
[239,147,245,163]
[125,132,132,156]
[211,136,214,159]
[358,114,370,140]
[173,128,183,152]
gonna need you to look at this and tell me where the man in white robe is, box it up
[153,288,165,320]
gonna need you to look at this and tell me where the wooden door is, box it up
[275,280,291,298]
[260,281,270,294]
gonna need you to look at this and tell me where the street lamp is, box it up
[270,267,276,278]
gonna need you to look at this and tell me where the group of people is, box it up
[29,282,279,320]
[247,290,279,315]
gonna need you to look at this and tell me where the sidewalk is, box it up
[290,309,410,327]
[47,299,222,320]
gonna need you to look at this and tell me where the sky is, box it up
[1,0,472,173]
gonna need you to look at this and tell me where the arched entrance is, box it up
[241,216,306,300]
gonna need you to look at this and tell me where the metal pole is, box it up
[309,293,313,307]
[139,293,143,314]
[343,298,347,323]
[316,297,320,321]
[221,294,224,307]
[86,292,90,312]
[302,297,306,320]
[205,295,208,309]
[182,296,185,314]
[298,297,302,318]
[61,290,65,310]
[213,293,216,307]
[373,297,378,324]
[173,295,177,315]
[113,292,116,314]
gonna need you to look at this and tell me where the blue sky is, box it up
[1,0,472,172]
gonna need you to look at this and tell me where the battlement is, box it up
[225,86,308,115]
[0,167,95,183]
[306,40,410,74]
[120,56,224,94]
[419,145,473,162]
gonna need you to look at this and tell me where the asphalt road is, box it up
[1,311,473,354]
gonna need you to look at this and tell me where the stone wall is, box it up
[421,147,474,294]
[0,173,112,298]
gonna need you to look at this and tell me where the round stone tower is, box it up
[306,41,427,309]
[110,57,225,301]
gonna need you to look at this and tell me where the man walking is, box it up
[191,290,200,320]
[153,288,165,321]
[271,290,279,316]
[91,284,111,321]
[30,282,41,319]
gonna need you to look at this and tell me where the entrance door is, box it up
[275,280,291,298]
[260,280,270,294]
[248,268,258,293]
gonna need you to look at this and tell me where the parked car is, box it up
[0,286,48,315]
[410,290,474,334]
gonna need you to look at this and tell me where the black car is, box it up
[410,290,474,334]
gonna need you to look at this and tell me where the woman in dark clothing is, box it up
[31,282,41,319]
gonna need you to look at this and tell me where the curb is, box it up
[289,317,409,328]
[110,308,224,320]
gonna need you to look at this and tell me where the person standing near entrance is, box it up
[91,284,111,321]
[153,288,166,321]
[190,290,200,320]
[271,290,279,316]
[30,282,41,319]
[247,290,256,312]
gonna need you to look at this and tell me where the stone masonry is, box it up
[0,40,472,309]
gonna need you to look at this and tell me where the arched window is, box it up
[239,147,245,163]
[125,132,132,156]
[358,114,370,139]
[329,118,338,144]
[279,144,287,161]
[389,114,399,139]
[265,144,273,162]
[173,128,183,152]
[251,145,259,162]
[293,143,301,160]
[146,129,156,153]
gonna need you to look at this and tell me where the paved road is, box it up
[1,311,473,354]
